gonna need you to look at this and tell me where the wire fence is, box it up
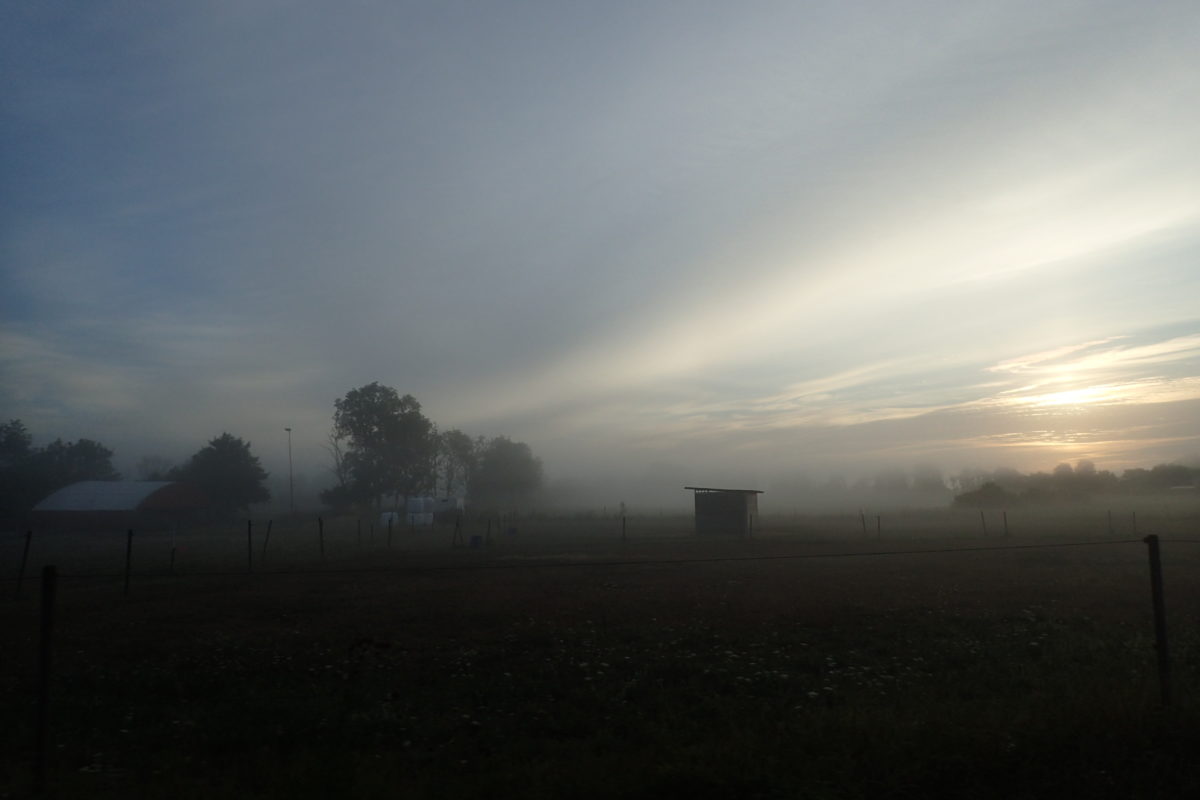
[4,536,1160,581]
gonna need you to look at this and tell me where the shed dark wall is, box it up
[694,492,757,536]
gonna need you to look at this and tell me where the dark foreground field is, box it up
[3,510,1200,798]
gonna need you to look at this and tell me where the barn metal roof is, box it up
[33,481,184,512]
[684,486,763,494]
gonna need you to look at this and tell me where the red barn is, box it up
[30,481,209,531]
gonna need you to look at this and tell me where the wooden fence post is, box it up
[15,530,33,599]
[1143,534,1171,706]
[318,516,325,559]
[860,511,867,536]
[622,515,627,543]
[1003,510,1009,537]
[980,510,988,536]
[262,520,272,563]
[34,564,57,795]
[123,530,134,598]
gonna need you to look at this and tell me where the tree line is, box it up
[952,460,1200,508]
[0,419,270,519]
[2,380,542,521]
[319,382,543,514]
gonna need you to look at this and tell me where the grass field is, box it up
[3,506,1199,798]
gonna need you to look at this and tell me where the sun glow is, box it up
[1023,384,1121,408]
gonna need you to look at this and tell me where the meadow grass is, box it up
[2,508,1199,797]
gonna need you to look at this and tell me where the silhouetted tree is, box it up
[135,454,176,481]
[0,419,32,465]
[331,383,437,510]
[437,428,477,497]
[472,436,543,508]
[34,438,120,484]
[1147,463,1196,489]
[172,433,269,515]
[0,419,38,517]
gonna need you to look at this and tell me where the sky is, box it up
[3,1,1199,506]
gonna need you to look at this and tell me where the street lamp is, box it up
[284,427,294,515]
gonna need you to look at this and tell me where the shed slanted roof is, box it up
[33,481,199,512]
[684,486,763,494]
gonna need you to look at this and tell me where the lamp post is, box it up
[284,427,294,515]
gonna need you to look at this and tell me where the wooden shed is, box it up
[685,486,763,536]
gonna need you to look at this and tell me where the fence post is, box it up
[34,564,57,796]
[262,520,272,563]
[876,515,881,538]
[15,530,33,599]
[980,510,988,536]
[1143,534,1171,706]
[387,517,393,549]
[318,516,325,559]
[860,510,867,536]
[622,515,627,543]
[247,520,253,573]
[123,530,134,598]
[1002,510,1009,537]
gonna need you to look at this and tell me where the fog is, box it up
[4,2,1200,513]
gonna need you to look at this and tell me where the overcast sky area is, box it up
[3,1,1199,506]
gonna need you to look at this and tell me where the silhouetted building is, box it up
[30,481,209,531]
[685,486,762,536]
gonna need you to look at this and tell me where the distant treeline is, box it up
[952,461,1199,508]
[0,419,119,519]
[0,419,271,519]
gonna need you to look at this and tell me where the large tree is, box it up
[471,436,543,509]
[330,383,437,509]
[172,433,269,515]
[34,438,121,484]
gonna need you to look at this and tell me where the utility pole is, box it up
[284,427,294,515]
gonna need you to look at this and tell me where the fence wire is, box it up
[5,536,1155,583]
